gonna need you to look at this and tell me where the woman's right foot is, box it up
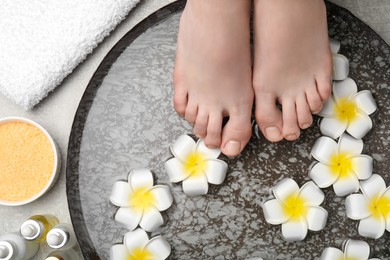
[252,0,332,142]
[173,0,254,157]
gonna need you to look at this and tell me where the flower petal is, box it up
[145,236,171,259]
[332,54,349,81]
[320,247,344,260]
[165,158,189,183]
[320,117,348,139]
[114,207,142,231]
[330,38,340,54]
[386,210,390,232]
[345,194,371,220]
[333,77,357,100]
[124,228,149,252]
[195,139,221,159]
[318,98,337,117]
[262,199,289,225]
[360,174,386,199]
[182,174,209,196]
[129,169,154,190]
[110,181,132,207]
[352,90,377,115]
[309,163,338,188]
[311,136,338,164]
[346,111,372,139]
[332,174,359,196]
[110,244,128,260]
[149,185,173,211]
[299,181,325,206]
[281,217,308,241]
[344,239,370,260]
[204,159,228,185]
[350,155,373,180]
[358,215,386,239]
[306,206,328,231]
[170,134,196,161]
[139,207,164,232]
[337,133,363,155]
[273,178,300,203]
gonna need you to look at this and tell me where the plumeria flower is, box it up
[318,77,377,139]
[332,53,349,81]
[321,239,380,260]
[310,133,373,196]
[165,134,228,196]
[345,174,390,239]
[262,178,328,241]
[110,169,173,232]
[110,228,171,260]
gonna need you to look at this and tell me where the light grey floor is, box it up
[0,1,389,259]
[330,0,390,44]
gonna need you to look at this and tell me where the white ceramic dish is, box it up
[0,117,61,206]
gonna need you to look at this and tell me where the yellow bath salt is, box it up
[0,121,54,202]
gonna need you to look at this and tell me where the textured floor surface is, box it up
[330,0,390,44]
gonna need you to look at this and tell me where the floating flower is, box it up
[110,228,171,260]
[110,169,173,232]
[165,134,228,196]
[310,133,373,196]
[332,53,349,81]
[262,178,328,241]
[345,174,390,239]
[318,77,377,139]
[320,239,380,260]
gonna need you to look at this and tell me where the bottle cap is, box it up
[20,220,42,240]
[46,229,69,249]
[0,241,13,260]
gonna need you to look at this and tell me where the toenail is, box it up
[224,141,241,156]
[265,127,281,141]
[286,134,297,140]
[302,123,311,129]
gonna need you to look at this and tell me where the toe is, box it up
[221,112,252,157]
[282,99,300,141]
[204,112,223,149]
[296,94,313,129]
[255,93,283,142]
[184,101,198,125]
[193,109,208,138]
[173,73,188,116]
[316,75,332,102]
[306,87,323,114]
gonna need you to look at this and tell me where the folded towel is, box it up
[0,0,139,110]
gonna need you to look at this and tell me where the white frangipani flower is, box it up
[165,134,228,196]
[262,178,328,241]
[318,77,377,139]
[110,228,171,260]
[310,133,373,196]
[321,239,380,260]
[110,169,173,232]
[345,174,390,239]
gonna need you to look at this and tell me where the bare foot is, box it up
[173,0,254,156]
[253,0,332,142]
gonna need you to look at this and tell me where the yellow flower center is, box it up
[129,187,155,212]
[334,98,358,122]
[368,194,390,220]
[127,247,153,260]
[183,151,207,177]
[283,193,307,220]
[330,153,354,179]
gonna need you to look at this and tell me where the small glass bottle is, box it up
[0,232,39,260]
[44,248,80,260]
[20,214,59,242]
[46,224,76,250]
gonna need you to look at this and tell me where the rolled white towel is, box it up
[0,0,140,110]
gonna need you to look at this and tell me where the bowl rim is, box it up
[0,116,61,206]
